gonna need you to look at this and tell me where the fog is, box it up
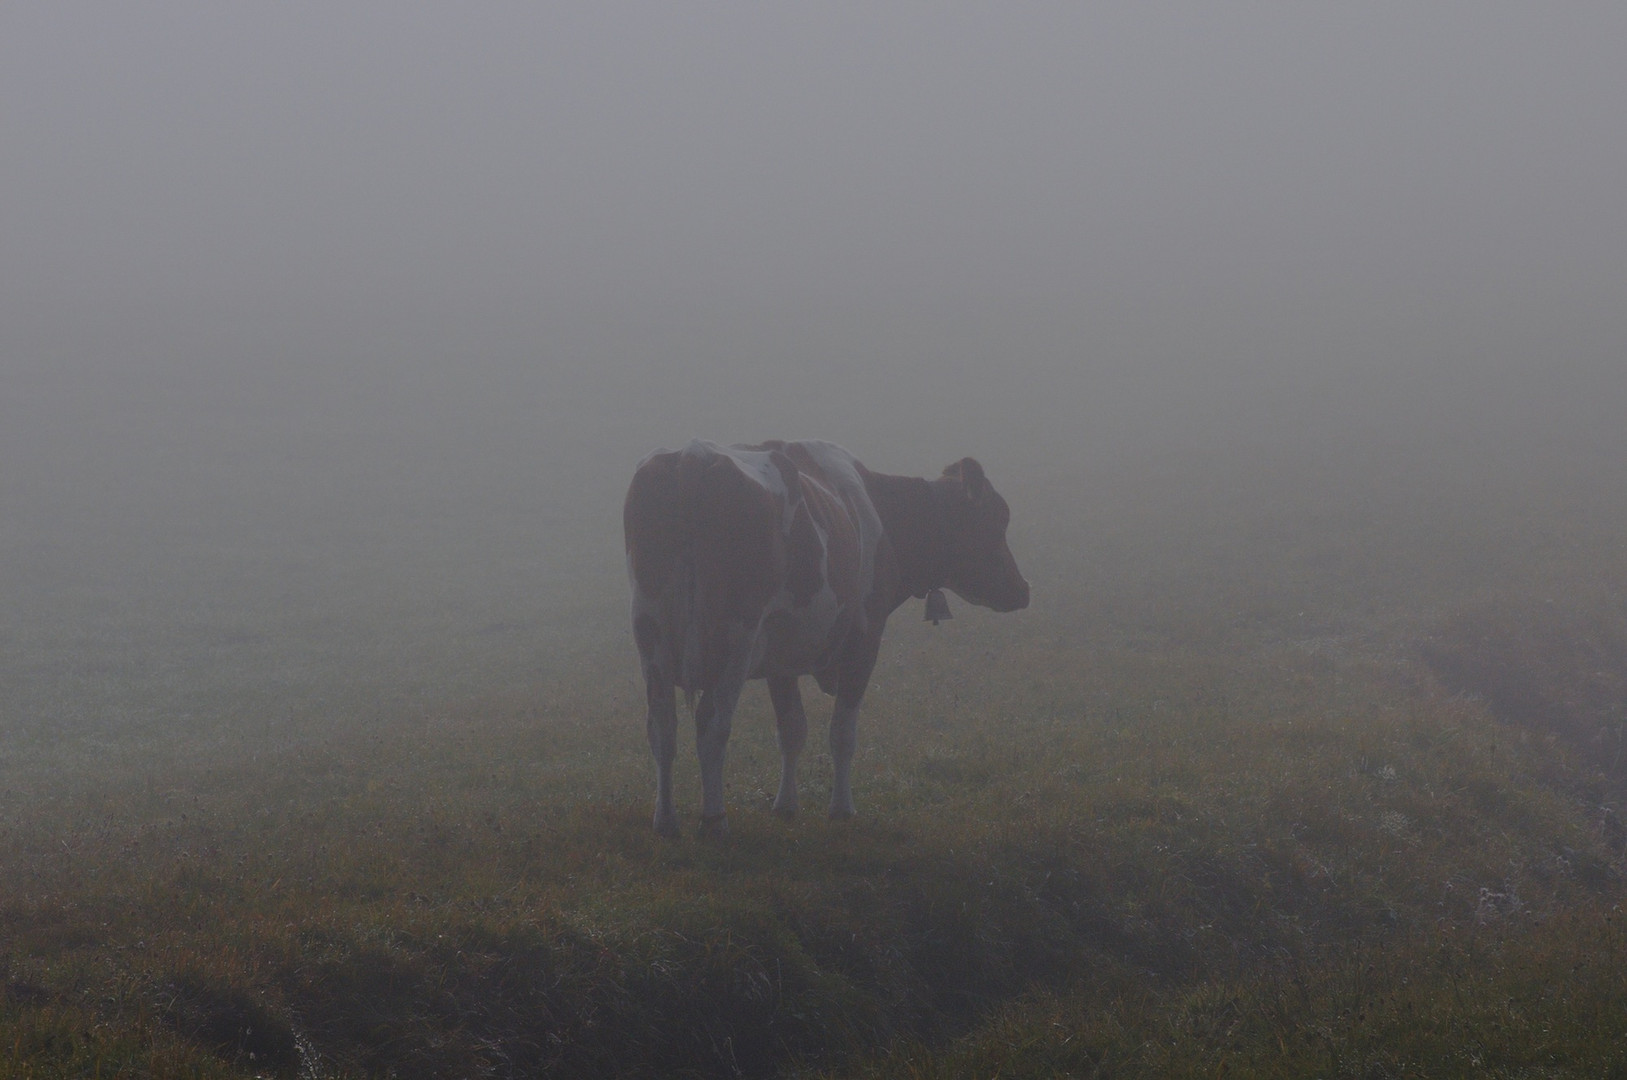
[4,4,1626,766]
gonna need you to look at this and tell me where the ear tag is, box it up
[924,588,952,625]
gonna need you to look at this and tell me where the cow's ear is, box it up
[945,457,989,500]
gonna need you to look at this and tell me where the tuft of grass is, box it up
[837,910,1627,1079]
[1420,591,1627,776]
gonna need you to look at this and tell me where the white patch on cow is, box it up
[688,439,790,499]
[752,502,847,676]
[785,440,883,601]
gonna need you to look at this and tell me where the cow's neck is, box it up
[861,469,952,609]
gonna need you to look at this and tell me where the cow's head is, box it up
[936,458,1029,613]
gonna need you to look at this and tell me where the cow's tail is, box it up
[627,442,703,712]
[673,441,713,710]
[680,570,701,713]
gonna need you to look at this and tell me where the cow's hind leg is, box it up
[767,675,807,817]
[694,658,748,837]
[646,677,680,837]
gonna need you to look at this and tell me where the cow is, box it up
[624,439,1029,836]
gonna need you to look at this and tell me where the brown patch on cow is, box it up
[691,453,780,610]
[624,452,685,597]
[685,451,784,686]
[784,500,824,606]
[858,471,940,600]
[627,445,795,689]
[760,610,803,668]
[633,613,662,656]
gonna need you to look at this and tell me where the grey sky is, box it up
[4,3,1625,474]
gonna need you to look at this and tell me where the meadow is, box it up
[3,438,1626,1078]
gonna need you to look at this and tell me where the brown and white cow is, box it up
[624,439,1028,836]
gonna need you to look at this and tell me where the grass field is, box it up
[3,443,1626,1077]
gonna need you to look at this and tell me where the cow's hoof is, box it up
[653,812,680,838]
[827,805,856,821]
[698,813,730,838]
[771,799,799,819]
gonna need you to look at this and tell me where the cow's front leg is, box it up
[694,664,747,836]
[827,697,860,819]
[828,634,881,820]
[645,677,680,837]
[767,675,807,817]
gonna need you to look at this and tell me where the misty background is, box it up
[3,4,1625,777]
